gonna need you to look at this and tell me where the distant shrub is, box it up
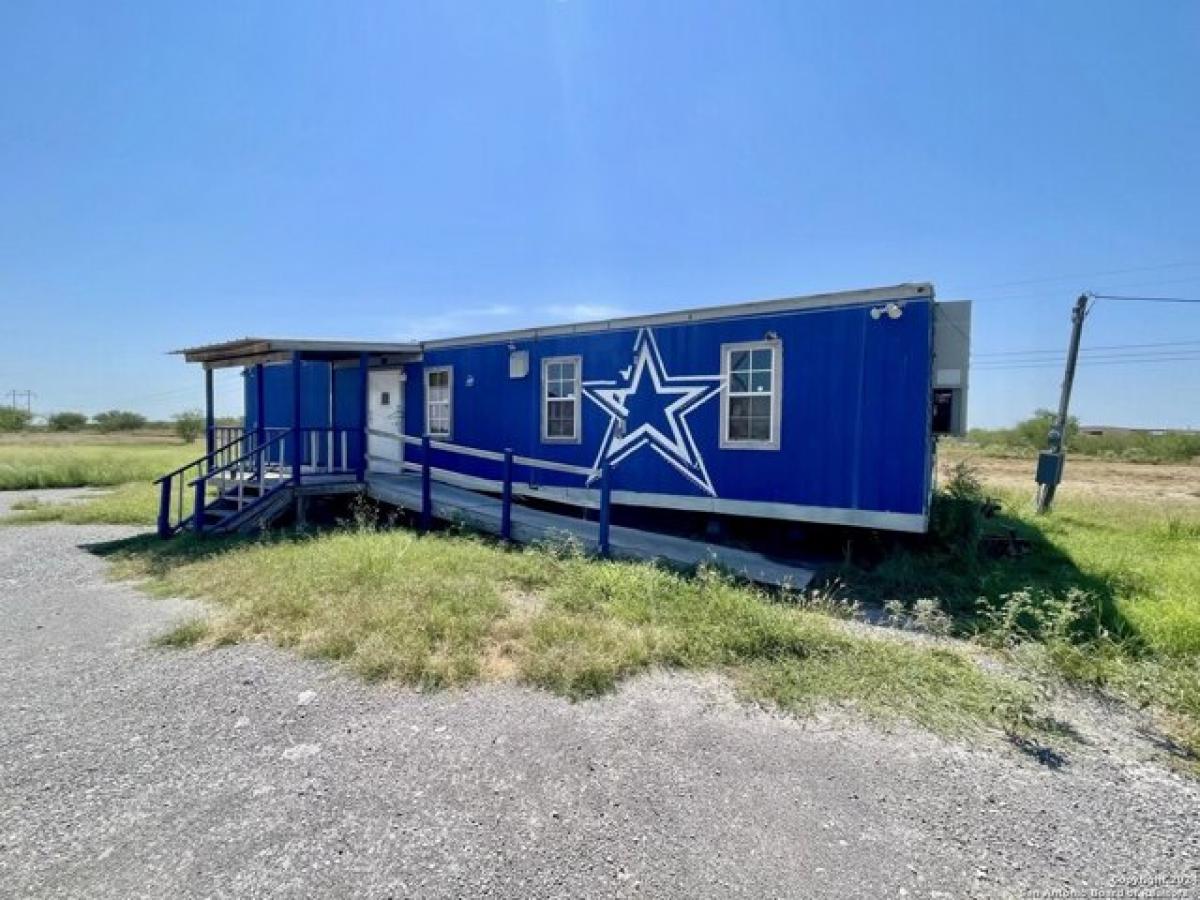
[92,409,147,432]
[48,411,88,431]
[968,408,1078,450]
[965,409,1198,463]
[172,409,204,443]
[1071,430,1200,463]
[0,407,33,432]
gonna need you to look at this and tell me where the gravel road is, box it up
[1,499,1197,898]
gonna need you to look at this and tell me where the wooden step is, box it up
[208,483,297,535]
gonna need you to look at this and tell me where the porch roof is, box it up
[173,337,422,368]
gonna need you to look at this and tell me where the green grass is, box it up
[4,482,160,526]
[91,527,1035,736]
[1032,497,1200,657]
[838,486,1200,759]
[844,489,1200,658]
[6,443,1195,757]
[0,438,196,489]
[153,617,211,648]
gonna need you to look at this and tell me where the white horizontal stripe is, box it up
[428,439,506,463]
[388,467,926,532]
[511,455,596,477]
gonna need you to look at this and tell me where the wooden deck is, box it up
[365,472,815,589]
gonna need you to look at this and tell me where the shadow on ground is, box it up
[83,530,293,577]
[829,502,1141,650]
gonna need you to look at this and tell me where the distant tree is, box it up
[48,411,88,431]
[1013,408,1079,448]
[93,409,147,432]
[0,407,33,432]
[173,409,205,444]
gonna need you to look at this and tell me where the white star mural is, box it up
[582,329,725,497]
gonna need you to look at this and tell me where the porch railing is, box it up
[157,425,360,537]
[399,435,614,556]
[155,429,261,536]
[187,428,296,535]
[297,426,358,476]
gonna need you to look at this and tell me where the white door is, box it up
[367,370,404,475]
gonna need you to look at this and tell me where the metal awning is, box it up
[173,338,422,369]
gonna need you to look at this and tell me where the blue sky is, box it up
[1,0,1198,427]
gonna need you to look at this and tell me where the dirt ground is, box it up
[939,446,1200,509]
[4,512,1198,899]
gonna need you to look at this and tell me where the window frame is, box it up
[540,355,582,444]
[423,365,453,440]
[719,340,783,451]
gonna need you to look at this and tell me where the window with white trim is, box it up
[721,342,781,449]
[541,356,581,443]
[424,366,452,438]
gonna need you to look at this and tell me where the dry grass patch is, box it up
[4,483,159,526]
[94,525,1036,739]
[0,438,196,490]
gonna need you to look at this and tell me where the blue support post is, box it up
[204,367,215,471]
[193,477,206,535]
[357,352,368,483]
[501,448,514,541]
[420,434,432,532]
[254,363,265,485]
[157,476,172,539]
[291,353,303,486]
[598,460,612,557]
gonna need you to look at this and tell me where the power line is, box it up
[945,261,1200,294]
[972,338,1200,358]
[968,277,1200,305]
[966,286,1200,374]
[961,275,1200,305]
[1088,293,1200,304]
[6,390,35,413]
[973,355,1200,371]
[972,348,1200,364]
[93,371,243,408]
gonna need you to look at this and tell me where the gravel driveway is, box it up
[1,503,1197,898]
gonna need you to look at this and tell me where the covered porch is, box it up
[186,337,421,476]
[155,338,420,536]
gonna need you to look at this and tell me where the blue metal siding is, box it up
[245,361,332,431]
[401,295,934,520]
[244,361,336,465]
[331,364,365,467]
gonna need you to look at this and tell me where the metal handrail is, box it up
[158,424,361,539]
[405,433,613,555]
[187,429,296,536]
[157,428,291,538]
[188,428,293,486]
[405,433,599,478]
[512,454,596,478]
[153,432,248,484]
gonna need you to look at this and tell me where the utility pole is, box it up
[1035,294,1090,513]
[7,390,34,413]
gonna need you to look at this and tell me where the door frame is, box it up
[367,368,405,475]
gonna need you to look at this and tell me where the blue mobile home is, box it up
[161,283,970,557]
